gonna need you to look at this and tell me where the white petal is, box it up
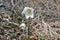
[24,7,30,9]
[25,14,30,19]
[29,8,34,11]
[22,7,29,14]
[30,13,34,18]
[22,10,25,14]
[29,8,34,18]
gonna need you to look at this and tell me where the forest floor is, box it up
[0,0,60,40]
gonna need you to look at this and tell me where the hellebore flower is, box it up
[22,7,34,19]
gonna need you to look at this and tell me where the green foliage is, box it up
[0,24,3,28]
[17,16,22,24]
[39,13,46,17]
[11,33,17,38]
[8,23,14,28]
[21,34,32,40]
[57,38,60,40]
[3,29,9,34]
[0,24,2,27]
[39,37,45,40]
[10,14,22,24]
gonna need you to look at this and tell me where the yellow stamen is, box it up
[26,9,31,15]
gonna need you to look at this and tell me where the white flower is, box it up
[22,7,34,19]
[19,23,26,29]
[0,3,3,6]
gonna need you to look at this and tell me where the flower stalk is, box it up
[27,18,32,40]
[27,18,32,35]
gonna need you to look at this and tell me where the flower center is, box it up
[26,9,32,15]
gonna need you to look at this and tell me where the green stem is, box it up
[27,19,31,40]
[27,18,31,35]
